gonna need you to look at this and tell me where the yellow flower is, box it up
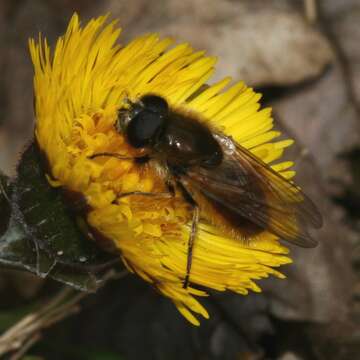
[29,13,294,326]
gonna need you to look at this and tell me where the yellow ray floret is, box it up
[30,13,293,326]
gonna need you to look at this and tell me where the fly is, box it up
[91,94,323,288]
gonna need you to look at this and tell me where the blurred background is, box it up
[0,0,359,359]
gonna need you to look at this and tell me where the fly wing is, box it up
[183,133,322,247]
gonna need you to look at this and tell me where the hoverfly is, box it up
[91,94,323,288]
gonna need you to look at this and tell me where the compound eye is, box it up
[140,95,168,114]
[126,111,165,148]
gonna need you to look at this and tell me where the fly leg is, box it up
[89,153,150,164]
[176,181,199,289]
[183,206,199,289]
[116,191,172,200]
[116,177,177,200]
[114,176,177,201]
[91,154,176,200]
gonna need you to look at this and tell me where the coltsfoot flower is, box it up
[29,14,320,325]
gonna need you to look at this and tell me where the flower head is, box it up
[30,14,295,325]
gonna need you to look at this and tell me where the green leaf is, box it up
[15,142,115,267]
[0,206,104,291]
[0,141,119,291]
[0,171,11,237]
